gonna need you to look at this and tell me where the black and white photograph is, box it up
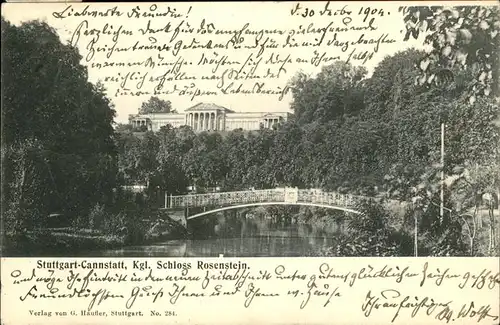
[2,1,499,259]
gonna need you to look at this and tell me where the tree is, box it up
[364,49,425,118]
[268,122,306,187]
[3,138,49,230]
[400,5,500,99]
[182,132,227,188]
[139,96,173,114]
[136,132,160,187]
[244,129,277,189]
[2,18,117,227]
[289,61,367,125]
[450,161,500,256]
[115,131,143,185]
[399,6,499,256]
[156,125,193,195]
[115,123,133,133]
[300,122,333,188]
[2,19,115,153]
[221,130,250,190]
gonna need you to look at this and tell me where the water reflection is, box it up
[95,211,345,257]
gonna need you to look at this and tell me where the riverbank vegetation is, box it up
[3,189,189,256]
[2,6,499,256]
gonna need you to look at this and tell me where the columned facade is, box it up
[184,106,227,132]
[263,117,281,129]
[131,118,148,128]
[183,111,221,131]
[128,103,292,133]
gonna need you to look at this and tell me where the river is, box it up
[93,210,346,257]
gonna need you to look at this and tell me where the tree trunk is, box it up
[471,206,477,256]
[462,206,478,257]
[414,213,418,257]
[488,199,496,255]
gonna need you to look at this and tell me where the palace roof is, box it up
[184,102,234,113]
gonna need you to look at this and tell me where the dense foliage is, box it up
[2,18,117,233]
[400,5,499,99]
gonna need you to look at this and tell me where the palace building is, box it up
[129,103,293,132]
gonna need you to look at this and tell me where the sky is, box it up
[2,1,437,123]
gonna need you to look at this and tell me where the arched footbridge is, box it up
[161,188,406,225]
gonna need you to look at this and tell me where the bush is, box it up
[88,203,107,229]
[428,219,468,256]
[336,200,413,256]
[102,211,127,236]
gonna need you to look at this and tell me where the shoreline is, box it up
[2,217,190,257]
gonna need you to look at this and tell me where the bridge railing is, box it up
[296,190,365,207]
[168,189,286,208]
[167,187,403,210]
